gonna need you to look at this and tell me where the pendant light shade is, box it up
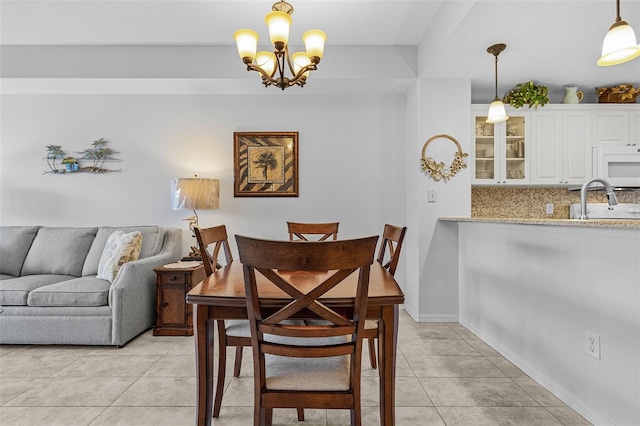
[597,0,640,66]
[486,43,509,124]
[486,100,509,124]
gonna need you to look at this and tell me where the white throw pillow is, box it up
[97,230,142,283]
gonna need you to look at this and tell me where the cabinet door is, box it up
[472,115,499,184]
[158,285,187,326]
[502,115,528,184]
[563,111,592,184]
[592,111,629,144]
[631,111,640,146]
[530,112,562,184]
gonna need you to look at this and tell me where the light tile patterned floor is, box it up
[0,311,592,425]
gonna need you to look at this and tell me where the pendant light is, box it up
[597,0,640,66]
[486,43,509,124]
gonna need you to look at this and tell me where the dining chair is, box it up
[235,235,378,426]
[193,225,252,418]
[363,224,407,369]
[287,221,339,241]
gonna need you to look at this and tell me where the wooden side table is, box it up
[153,262,206,336]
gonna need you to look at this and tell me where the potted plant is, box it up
[596,83,639,103]
[503,81,550,109]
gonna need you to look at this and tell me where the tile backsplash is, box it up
[472,187,640,219]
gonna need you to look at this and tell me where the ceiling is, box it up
[1,0,639,101]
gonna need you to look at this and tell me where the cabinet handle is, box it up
[163,302,169,307]
[170,276,177,281]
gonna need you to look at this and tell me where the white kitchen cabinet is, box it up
[592,109,636,145]
[530,110,591,185]
[472,108,529,185]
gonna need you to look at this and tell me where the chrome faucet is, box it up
[579,178,618,220]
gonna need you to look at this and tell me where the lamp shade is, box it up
[597,22,640,66]
[292,52,311,77]
[234,29,259,61]
[171,178,220,211]
[265,10,292,48]
[486,100,509,123]
[255,51,277,76]
[302,29,326,62]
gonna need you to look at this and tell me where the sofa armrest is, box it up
[108,228,182,345]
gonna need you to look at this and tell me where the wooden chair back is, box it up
[194,225,233,276]
[376,224,407,277]
[235,235,378,424]
[287,221,339,241]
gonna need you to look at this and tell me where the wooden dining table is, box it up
[186,261,405,426]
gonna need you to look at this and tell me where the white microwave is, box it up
[593,145,640,188]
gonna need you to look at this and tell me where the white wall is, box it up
[404,79,471,321]
[0,93,406,256]
[458,222,640,426]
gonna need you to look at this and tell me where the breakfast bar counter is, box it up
[439,216,640,229]
[437,217,639,425]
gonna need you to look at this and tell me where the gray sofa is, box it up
[0,226,182,346]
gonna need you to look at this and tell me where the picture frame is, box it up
[233,131,299,197]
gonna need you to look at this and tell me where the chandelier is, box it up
[234,0,326,90]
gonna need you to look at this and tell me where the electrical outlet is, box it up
[586,331,600,360]
[546,203,554,215]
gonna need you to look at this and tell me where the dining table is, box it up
[186,260,405,426]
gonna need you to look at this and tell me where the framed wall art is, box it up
[233,131,299,197]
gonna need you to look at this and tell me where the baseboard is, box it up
[403,306,458,323]
[459,317,615,426]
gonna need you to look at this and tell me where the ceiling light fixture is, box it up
[233,0,326,90]
[597,0,640,66]
[486,43,509,124]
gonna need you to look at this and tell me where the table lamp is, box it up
[170,175,220,259]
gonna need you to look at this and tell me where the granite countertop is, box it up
[439,217,640,229]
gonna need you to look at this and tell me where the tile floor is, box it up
[0,311,592,426]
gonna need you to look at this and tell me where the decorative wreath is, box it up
[420,134,468,182]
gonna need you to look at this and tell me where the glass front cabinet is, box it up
[472,108,530,185]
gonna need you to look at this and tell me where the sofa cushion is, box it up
[0,226,40,276]
[0,275,76,306]
[21,227,98,277]
[82,226,162,276]
[27,277,111,307]
[96,231,142,283]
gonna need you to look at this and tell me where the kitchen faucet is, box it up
[579,178,618,220]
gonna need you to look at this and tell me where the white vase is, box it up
[562,87,584,104]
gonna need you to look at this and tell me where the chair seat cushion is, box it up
[266,354,350,391]
[225,320,251,338]
[264,335,350,391]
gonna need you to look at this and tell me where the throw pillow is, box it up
[96,230,142,283]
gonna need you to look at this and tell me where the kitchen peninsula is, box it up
[437,217,640,425]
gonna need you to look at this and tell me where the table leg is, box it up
[378,305,398,425]
[194,304,214,426]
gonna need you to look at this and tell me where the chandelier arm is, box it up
[287,63,318,86]
[245,64,277,82]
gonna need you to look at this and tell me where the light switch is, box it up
[428,190,437,203]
